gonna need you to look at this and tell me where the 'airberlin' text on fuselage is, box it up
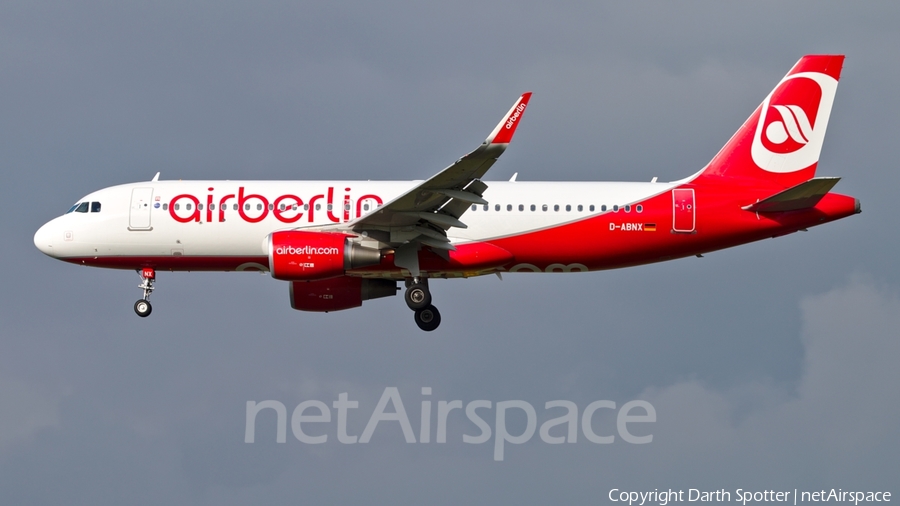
[167,187,383,224]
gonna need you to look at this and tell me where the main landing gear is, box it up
[405,278,440,331]
[134,267,155,318]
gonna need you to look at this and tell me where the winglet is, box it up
[485,92,532,145]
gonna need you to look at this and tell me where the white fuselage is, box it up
[35,179,676,263]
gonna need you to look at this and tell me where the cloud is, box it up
[634,278,900,487]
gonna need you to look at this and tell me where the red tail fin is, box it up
[696,55,844,188]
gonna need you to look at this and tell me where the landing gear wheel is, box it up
[405,284,431,310]
[414,304,441,331]
[134,299,152,317]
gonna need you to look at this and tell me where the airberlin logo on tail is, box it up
[751,71,838,173]
[766,105,814,146]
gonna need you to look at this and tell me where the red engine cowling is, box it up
[268,231,382,281]
[290,276,397,312]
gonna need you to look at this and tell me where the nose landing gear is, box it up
[134,267,155,317]
[405,278,440,331]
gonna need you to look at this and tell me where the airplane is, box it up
[34,55,859,331]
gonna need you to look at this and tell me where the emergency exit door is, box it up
[672,188,695,233]
[129,187,154,230]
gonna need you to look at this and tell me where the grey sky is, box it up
[1,1,898,504]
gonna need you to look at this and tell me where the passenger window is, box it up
[589,205,595,212]
[244,204,250,211]
[162,203,168,211]
[518,204,524,211]
[507,204,512,211]
[554,204,559,211]
[209,204,215,211]
[483,204,488,211]
[279,204,286,211]
[268,204,274,211]
[613,205,619,212]
[304,204,309,211]
[174,203,180,211]
[625,205,631,212]
[198,204,203,211]
[233,204,238,210]
[636,205,643,213]
[471,204,477,211]
[577,205,583,212]
[186,203,192,211]
[257,204,263,211]
[75,202,89,213]
[90,202,101,213]
[315,204,321,211]
[327,204,332,211]
[495,204,500,211]
[566,205,571,212]
[601,205,607,211]
[363,204,369,211]
[530,204,536,211]
[542,204,548,211]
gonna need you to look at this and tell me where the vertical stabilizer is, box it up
[696,55,844,188]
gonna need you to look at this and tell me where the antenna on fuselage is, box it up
[151,172,160,182]
[509,172,518,182]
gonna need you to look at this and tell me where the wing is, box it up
[322,92,532,251]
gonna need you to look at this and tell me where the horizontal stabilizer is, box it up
[743,177,841,213]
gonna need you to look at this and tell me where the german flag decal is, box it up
[644,223,657,232]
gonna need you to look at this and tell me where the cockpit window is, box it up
[66,203,80,214]
[90,202,101,213]
[74,202,89,213]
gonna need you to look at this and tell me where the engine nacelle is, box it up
[290,276,397,312]
[268,230,382,281]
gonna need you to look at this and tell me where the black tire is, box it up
[414,305,441,331]
[134,299,152,317]
[404,284,431,310]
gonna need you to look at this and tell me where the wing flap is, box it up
[439,180,489,222]
[436,189,488,205]
[399,211,468,229]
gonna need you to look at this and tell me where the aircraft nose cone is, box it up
[34,221,58,257]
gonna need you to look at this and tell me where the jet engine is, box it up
[268,230,382,281]
[289,276,397,312]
